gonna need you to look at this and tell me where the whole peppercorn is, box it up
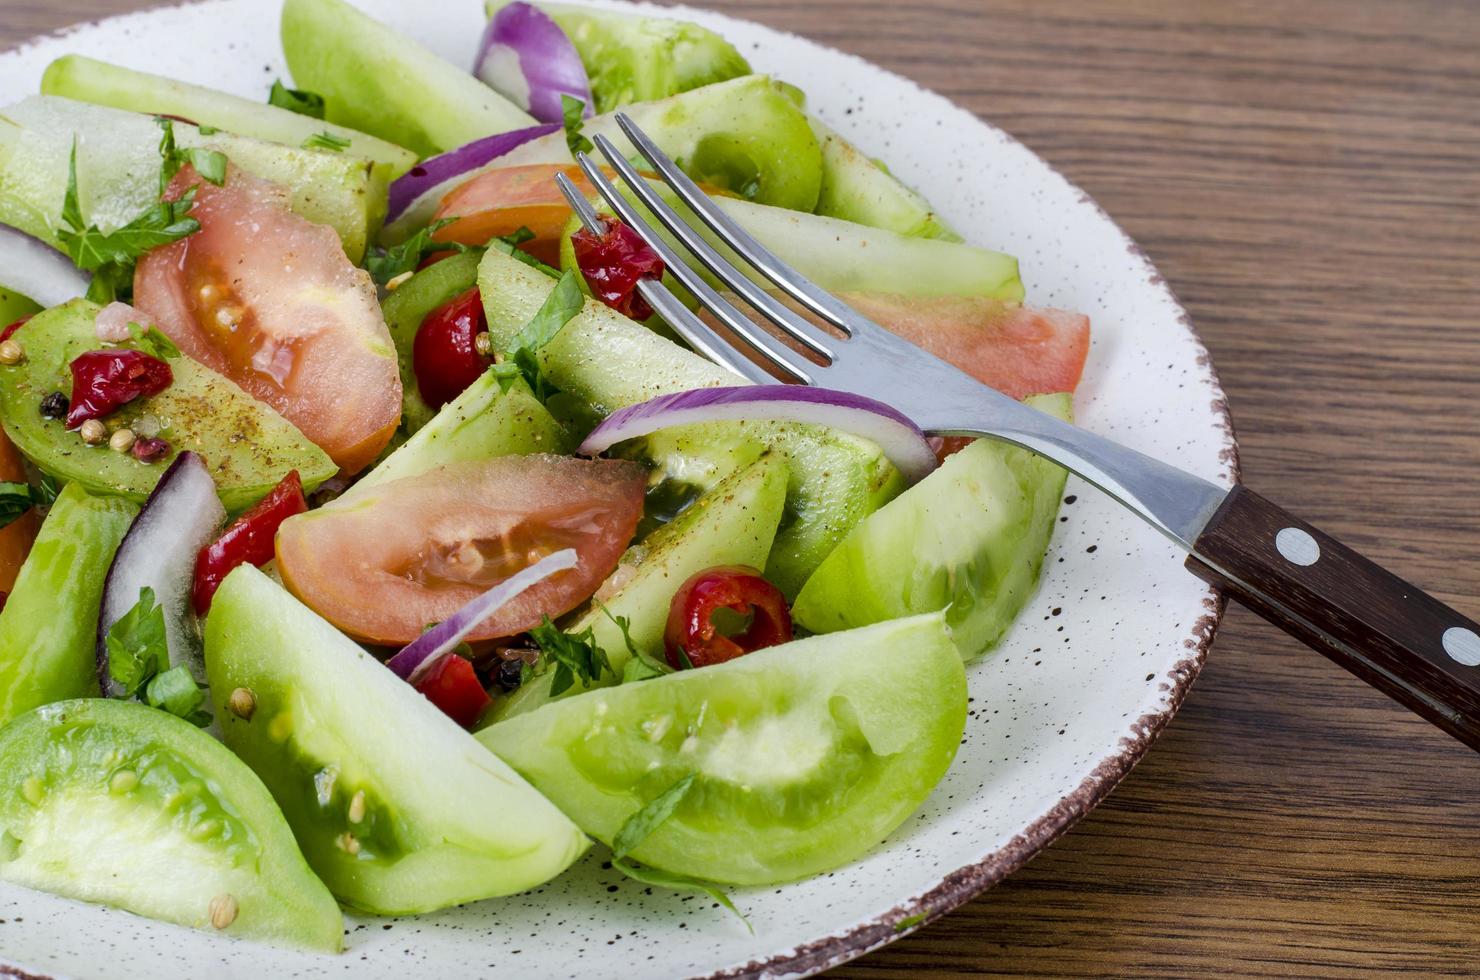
[494,657,526,693]
[38,392,69,420]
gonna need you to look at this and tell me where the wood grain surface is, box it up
[4,0,1480,976]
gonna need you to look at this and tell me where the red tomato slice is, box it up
[703,291,1090,401]
[275,454,648,646]
[134,164,402,475]
[433,164,592,265]
[0,430,38,606]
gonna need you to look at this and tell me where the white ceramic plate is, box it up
[0,1,1237,976]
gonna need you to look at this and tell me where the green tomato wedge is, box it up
[40,55,417,179]
[0,286,40,329]
[485,451,788,725]
[0,482,136,726]
[794,393,1073,659]
[811,118,961,241]
[0,698,343,951]
[205,564,589,914]
[487,0,752,112]
[478,248,902,595]
[281,0,535,158]
[0,300,335,512]
[479,613,966,885]
[0,96,388,263]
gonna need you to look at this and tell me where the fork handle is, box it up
[1186,485,1480,750]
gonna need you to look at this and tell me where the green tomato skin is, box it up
[40,54,418,179]
[477,248,903,595]
[0,698,343,951]
[479,613,966,885]
[793,393,1074,659]
[487,0,752,112]
[0,300,334,512]
[379,249,484,433]
[0,287,40,330]
[281,0,535,158]
[811,118,962,242]
[205,564,589,915]
[0,482,136,726]
[0,96,385,263]
[485,450,789,725]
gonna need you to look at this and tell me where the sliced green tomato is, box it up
[0,482,136,726]
[487,0,752,112]
[0,699,343,951]
[811,118,960,241]
[281,0,535,158]
[493,75,823,214]
[478,248,902,594]
[351,373,570,498]
[0,287,39,329]
[794,393,1073,659]
[0,96,386,263]
[205,564,589,914]
[40,55,417,178]
[559,180,1019,302]
[479,613,966,885]
[380,249,483,433]
[0,301,335,512]
[486,450,788,725]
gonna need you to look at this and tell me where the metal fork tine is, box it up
[565,156,818,384]
[587,132,841,359]
[555,173,770,383]
[613,113,876,340]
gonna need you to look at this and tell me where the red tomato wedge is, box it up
[704,291,1089,401]
[433,164,592,265]
[0,430,38,606]
[134,164,402,475]
[275,455,648,646]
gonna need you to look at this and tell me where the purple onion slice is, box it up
[0,224,89,307]
[474,1,593,124]
[579,385,940,484]
[387,548,579,684]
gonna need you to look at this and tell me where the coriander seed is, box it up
[109,428,137,453]
[79,419,107,445]
[208,893,238,929]
[0,340,23,365]
[474,332,494,357]
[227,687,257,720]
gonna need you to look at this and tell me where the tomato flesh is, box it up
[570,219,665,321]
[663,565,793,669]
[275,455,648,645]
[433,165,592,264]
[192,470,307,615]
[412,287,489,410]
[414,654,493,729]
[65,348,172,429]
[133,164,401,474]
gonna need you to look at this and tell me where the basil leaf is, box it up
[303,131,351,152]
[530,615,612,696]
[0,482,33,531]
[611,858,751,932]
[105,587,169,697]
[365,218,471,287]
[501,270,584,401]
[561,95,593,157]
[268,80,326,119]
[144,664,210,727]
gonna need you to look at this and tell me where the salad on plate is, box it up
[0,0,1092,951]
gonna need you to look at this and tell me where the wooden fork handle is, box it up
[1186,485,1480,750]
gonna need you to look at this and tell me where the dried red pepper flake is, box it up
[65,348,173,429]
[570,218,665,321]
[0,315,33,343]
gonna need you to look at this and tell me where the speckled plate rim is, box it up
[0,3,1240,978]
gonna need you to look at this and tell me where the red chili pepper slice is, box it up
[663,564,793,669]
[414,654,493,729]
[570,218,665,321]
[192,470,307,614]
[65,348,173,429]
[412,287,488,410]
[0,315,33,343]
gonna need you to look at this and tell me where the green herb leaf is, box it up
[60,138,85,234]
[365,218,472,287]
[561,95,593,157]
[268,80,326,119]
[303,130,352,152]
[500,270,584,400]
[611,858,751,932]
[197,125,219,136]
[183,147,228,186]
[486,231,562,279]
[613,774,695,860]
[0,482,34,531]
[530,615,611,697]
[126,323,181,360]
[144,664,210,727]
[595,601,671,683]
[105,587,169,697]
[32,474,59,509]
[674,645,696,671]
[893,912,928,933]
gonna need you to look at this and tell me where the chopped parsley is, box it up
[365,218,471,287]
[491,270,584,401]
[31,474,59,509]
[530,615,611,697]
[597,602,670,683]
[303,130,352,152]
[126,322,181,360]
[267,80,326,119]
[104,587,211,727]
[561,95,593,158]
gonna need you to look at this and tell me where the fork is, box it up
[555,114,1480,753]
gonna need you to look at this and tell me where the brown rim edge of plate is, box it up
[702,147,1242,980]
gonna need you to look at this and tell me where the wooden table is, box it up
[5,0,1480,975]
